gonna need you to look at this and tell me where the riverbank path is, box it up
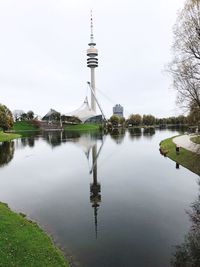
[173,135,200,154]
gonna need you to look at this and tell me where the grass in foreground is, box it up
[160,136,200,176]
[0,202,68,267]
[0,131,21,142]
[12,121,39,132]
[64,123,100,131]
[190,135,200,144]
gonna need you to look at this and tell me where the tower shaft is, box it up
[92,144,97,184]
[91,68,96,112]
[87,11,98,112]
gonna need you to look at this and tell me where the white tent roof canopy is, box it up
[65,97,100,122]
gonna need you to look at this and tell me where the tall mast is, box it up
[87,11,98,112]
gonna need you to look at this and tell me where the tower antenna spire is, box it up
[90,10,94,43]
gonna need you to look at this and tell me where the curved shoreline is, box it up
[0,202,69,266]
[160,135,200,176]
[173,135,200,154]
[0,132,21,142]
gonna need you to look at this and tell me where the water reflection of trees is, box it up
[171,180,200,267]
[42,131,104,148]
[110,128,126,144]
[167,125,188,134]
[143,127,155,137]
[42,131,64,147]
[0,141,15,167]
[20,136,35,147]
[128,127,142,139]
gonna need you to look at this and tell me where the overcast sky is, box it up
[0,0,185,118]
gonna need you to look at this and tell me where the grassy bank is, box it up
[0,202,68,267]
[12,121,39,132]
[160,136,200,176]
[0,131,21,142]
[64,123,100,131]
[190,135,200,144]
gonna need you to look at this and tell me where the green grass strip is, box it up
[190,135,200,144]
[0,202,68,267]
[0,132,21,142]
[12,121,39,132]
[160,136,200,176]
[64,123,100,131]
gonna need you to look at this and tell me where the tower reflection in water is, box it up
[43,131,103,238]
[81,133,104,239]
[90,144,101,239]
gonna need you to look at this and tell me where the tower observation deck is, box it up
[87,11,98,112]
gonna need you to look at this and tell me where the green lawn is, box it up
[160,136,200,176]
[0,202,69,267]
[12,121,39,131]
[190,135,200,144]
[0,131,21,142]
[64,123,100,131]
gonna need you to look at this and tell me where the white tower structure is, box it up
[87,11,98,113]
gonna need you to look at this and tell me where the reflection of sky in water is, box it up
[0,129,199,267]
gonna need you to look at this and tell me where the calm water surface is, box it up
[0,129,199,267]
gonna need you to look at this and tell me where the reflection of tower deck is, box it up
[87,11,98,113]
[90,179,101,239]
[90,144,101,205]
[90,144,102,239]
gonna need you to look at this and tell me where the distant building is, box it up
[42,109,60,121]
[113,104,124,118]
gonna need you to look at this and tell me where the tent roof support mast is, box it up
[87,82,107,121]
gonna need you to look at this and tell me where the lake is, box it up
[0,128,199,267]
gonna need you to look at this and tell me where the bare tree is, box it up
[27,110,34,120]
[169,0,200,113]
[12,110,24,121]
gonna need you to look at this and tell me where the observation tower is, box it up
[87,11,98,113]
